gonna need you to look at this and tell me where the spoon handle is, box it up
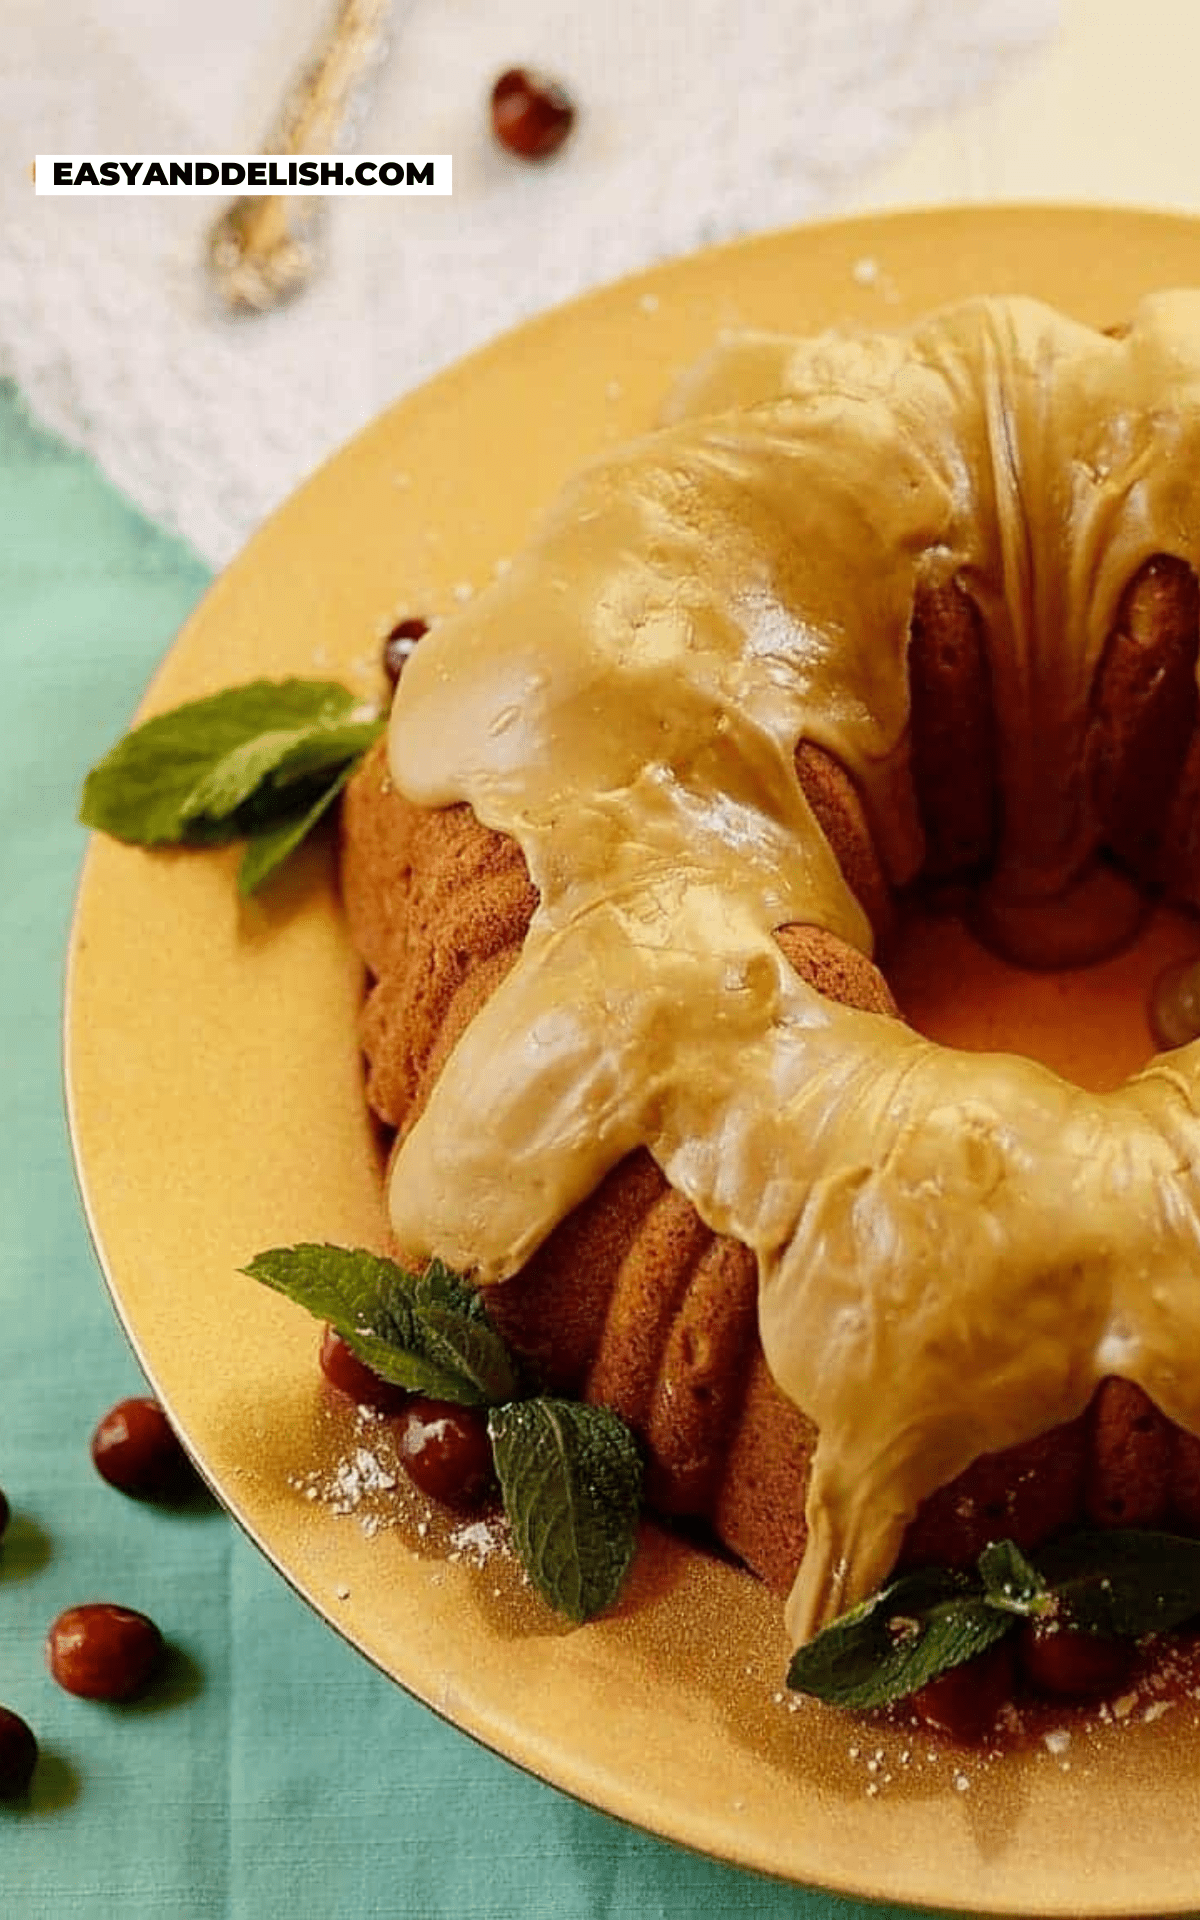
[208,0,394,314]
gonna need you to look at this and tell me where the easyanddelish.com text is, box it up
[34,155,452,195]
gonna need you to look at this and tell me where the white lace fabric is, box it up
[2,0,1058,565]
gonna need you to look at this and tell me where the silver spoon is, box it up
[207,0,394,314]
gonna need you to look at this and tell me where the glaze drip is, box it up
[385,294,1200,1644]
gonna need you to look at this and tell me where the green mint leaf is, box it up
[244,1243,489,1403]
[186,714,384,828]
[244,1243,417,1336]
[267,717,384,788]
[786,1527,1200,1710]
[413,1258,490,1322]
[416,1304,521,1406]
[180,724,339,824]
[1034,1529,1200,1638]
[410,1263,521,1405]
[237,762,355,895]
[488,1398,643,1624]
[785,1565,1014,1710]
[80,679,363,845]
[978,1538,1054,1618]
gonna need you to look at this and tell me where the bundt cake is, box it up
[340,292,1200,1652]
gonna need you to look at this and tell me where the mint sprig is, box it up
[1035,1528,1200,1637]
[787,1529,1200,1709]
[245,1244,643,1624]
[786,1566,1015,1711]
[244,1245,519,1407]
[489,1399,644,1626]
[80,678,384,893]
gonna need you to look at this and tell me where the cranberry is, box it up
[909,1637,1016,1743]
[90,1397,197,1501]
[1017,1617,1135,1700]
[491,68,576,161]
[383,617,428,687]
[0,1707,37,1798]
[47,1604,164,1702]
[393,1397,495,1510]
[319,1326,410,1414]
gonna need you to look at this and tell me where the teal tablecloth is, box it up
[0,382,942,1919]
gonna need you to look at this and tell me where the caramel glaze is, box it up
[384,294,1200,1647]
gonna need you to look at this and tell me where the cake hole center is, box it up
[884,895,1200,1091]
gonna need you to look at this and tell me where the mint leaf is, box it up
[244,1243,496,1404]
[244,1242,414,1329]
[413,1259,489,1321]
[183,716,384,827]
[237,762,356,896]
[787,1528,1200,1711]
[785,1565,1014,1710]
[979,1538,1053,1618]
[488,1399,643,1624]
[80,679,364,845]
[1034,1529,1200,1638]
[409,1263,520,1405]
[267,718,384,788]
[180,725,337,824]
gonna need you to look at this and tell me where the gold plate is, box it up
[65,207,1200,1915]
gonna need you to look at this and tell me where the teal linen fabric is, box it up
[0,383,942,1920]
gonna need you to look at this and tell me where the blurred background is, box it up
[6,0,1170,563]
[8,0,1200,563]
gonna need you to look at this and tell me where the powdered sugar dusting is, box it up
[447,1516,510,1566]
[286,1401,524,1602]
[288,1405,425,1537]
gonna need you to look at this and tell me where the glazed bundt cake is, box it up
[341,293,1200,1649]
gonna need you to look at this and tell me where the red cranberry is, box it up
[47,1604,164,1702]
[1017,1617,1135,1700]
[91,1397,196,1501]
[909,1638,1016,1743]
[491,68,576,161]
[0,1707,37,1798]
[383,617,428,687]
[393,1397,495,1511]
[319,1327,410,1415]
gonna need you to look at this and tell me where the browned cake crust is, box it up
[341,761,536,1135]
[793,743,895,942]
[341,541,1200,1598]
[907,576,998,878]
[1087,556,1200,882]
